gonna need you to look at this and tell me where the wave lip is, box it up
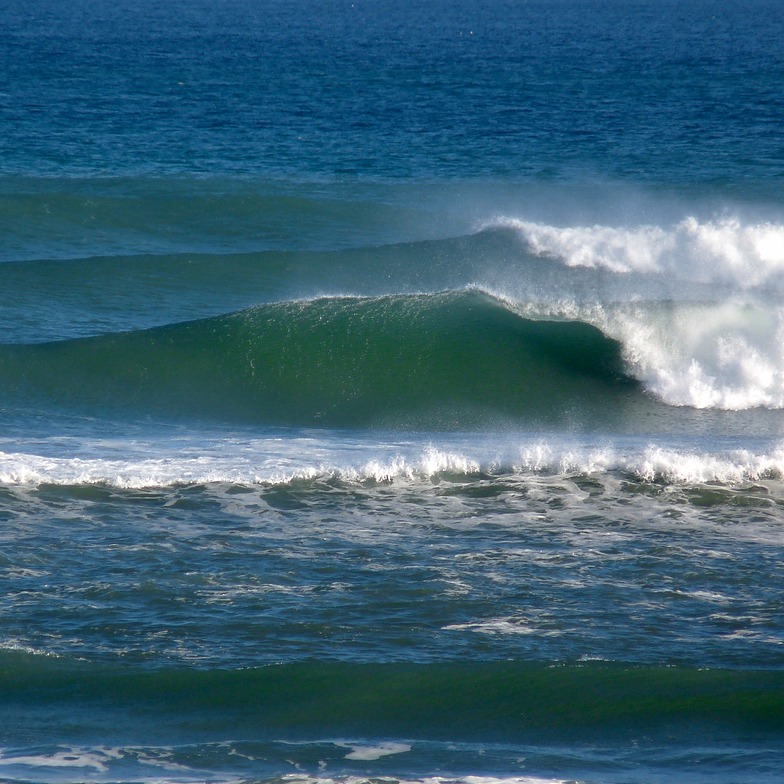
[589,299,784,411]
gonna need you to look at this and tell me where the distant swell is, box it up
[0,291,642,429]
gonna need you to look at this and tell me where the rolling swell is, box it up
[0,291,640,429]
[2,652,782,745]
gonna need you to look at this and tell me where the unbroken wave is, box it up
[2,651,782,743]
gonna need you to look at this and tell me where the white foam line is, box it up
[485,215,784,287]
[338,742,411,761]
[1,438,783,489]
[0,747,116,772]
[282,777,566,784]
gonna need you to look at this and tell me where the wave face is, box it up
[4,278,784,426]
[3,652,782,743]
[0,291,645,429]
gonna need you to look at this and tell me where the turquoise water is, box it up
[2,2,784,783]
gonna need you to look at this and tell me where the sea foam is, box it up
[480,214,784,409]
[2,438,783,489]
[601,300,784,409]
[491,215,784,288]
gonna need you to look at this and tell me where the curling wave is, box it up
[478,215,784,409]
[0,290,642,429]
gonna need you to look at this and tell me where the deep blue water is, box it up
[3,0,783,184]
[1,2,784,783]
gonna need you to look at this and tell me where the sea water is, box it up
[1,1,784,782]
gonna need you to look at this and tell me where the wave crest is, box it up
[490,215,784,289]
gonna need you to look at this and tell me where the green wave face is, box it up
[0,291,642,429]
[2,652,783,746]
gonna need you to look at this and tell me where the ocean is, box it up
[1,1,784,782]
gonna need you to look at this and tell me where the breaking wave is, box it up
[0,290,640,429]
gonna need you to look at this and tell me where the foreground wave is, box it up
[3,653,783,784]
[2,651,782,744]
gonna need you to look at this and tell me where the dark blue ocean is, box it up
[2,1,784,782]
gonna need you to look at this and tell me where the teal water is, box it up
[2,2,784,783]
